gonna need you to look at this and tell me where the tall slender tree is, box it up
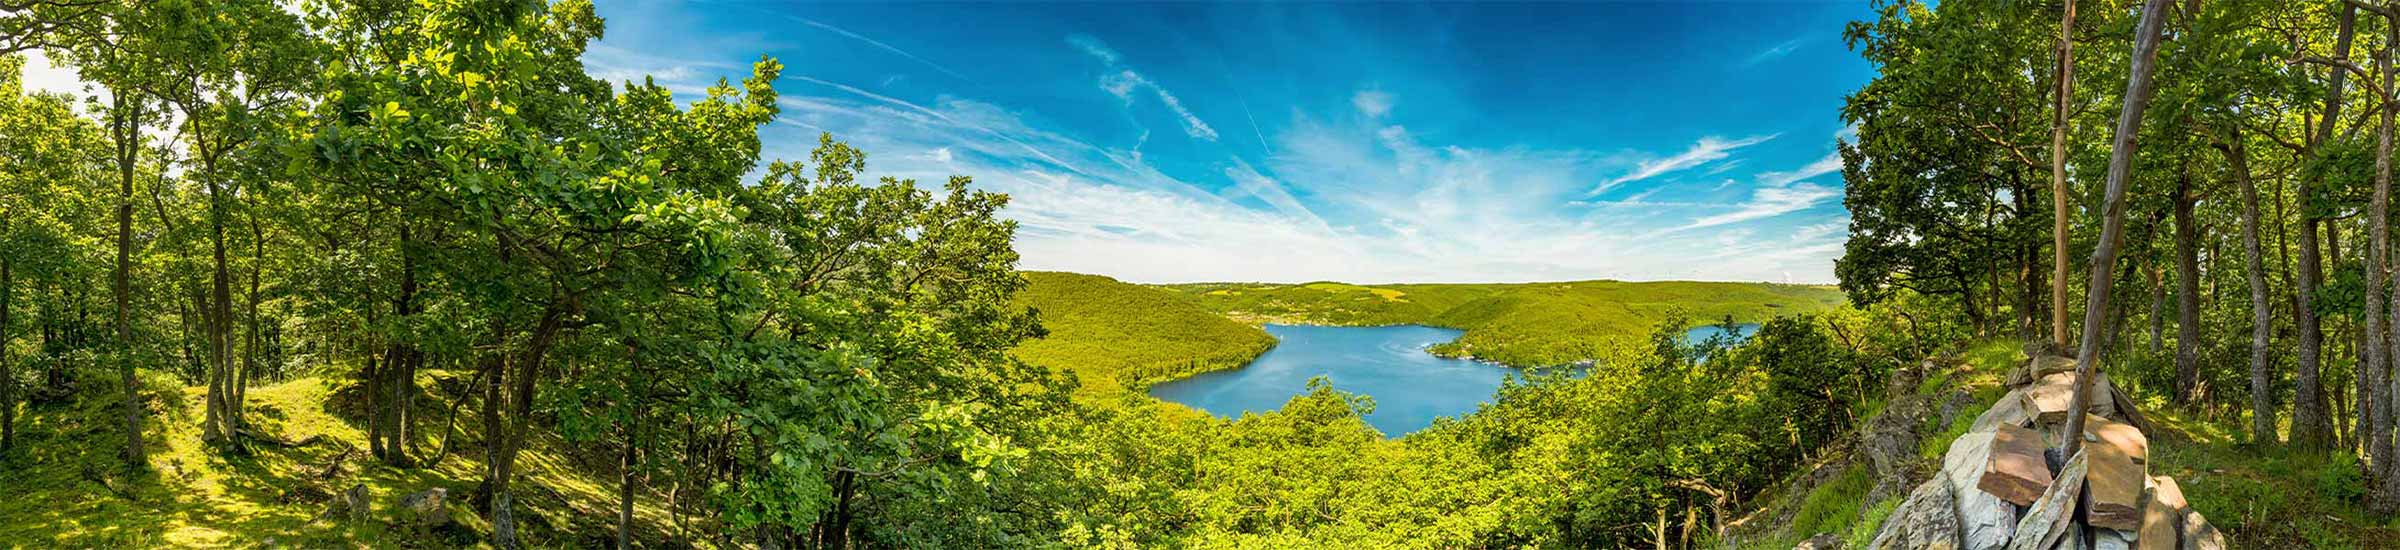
[2062,0,2176,460]
[2052,0,2079,349]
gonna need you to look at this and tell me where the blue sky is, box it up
[583,1,1878,284]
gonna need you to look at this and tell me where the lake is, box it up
[1148,323,1761,437]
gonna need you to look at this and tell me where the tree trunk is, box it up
[2174,171,2203,402]
[2377,23,2400,513]
[2149,264,2165,357]
[2052,0,2078,350]
[2221,132,2277,445]
[2296,2,2360,451]
[491,306,566,549]
[2,251,13,452]
[2062,0,2172,460]
[619,428,636,550]
[112,96,145,466]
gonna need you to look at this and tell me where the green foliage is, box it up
[1788,466,1873,539]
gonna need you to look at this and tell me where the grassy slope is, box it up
[1010,271,1276,399]
[0,369,674,548]
[1168,280,1847,366]
[1740,340,2398,548]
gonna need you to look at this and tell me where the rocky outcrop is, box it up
[1866,352,2223,550]
[1865,477,1960,550]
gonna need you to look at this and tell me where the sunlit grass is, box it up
[0,367,683,548]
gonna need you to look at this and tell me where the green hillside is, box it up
[1168,280,1847,366]
[1010,272,1277,398]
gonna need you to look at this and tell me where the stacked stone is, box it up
[1856,352,2225,550]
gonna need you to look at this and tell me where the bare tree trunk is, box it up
[491,306,565,549]
[2062,0,2173,460]
[2052,0,2079,350]
[2175,171,2203,402]
[2221,132,2277,445]
[2150,265,2166,357]
[111,96,145,466]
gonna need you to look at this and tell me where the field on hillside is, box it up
[1010,272,1277,398]
[1168,280,1847,366]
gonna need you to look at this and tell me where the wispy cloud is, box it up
[1069,34,1220,141]
[1351,89,1394,118]
[1595,134,1776,194]
[793,16,974,83]
[1678,183,1839,232]
[1742,37,1805,66]
[1756,151,1841,188]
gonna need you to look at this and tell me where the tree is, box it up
[2053,0,2079,349]
[2062,0,2176,460]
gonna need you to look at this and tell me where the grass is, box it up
[1167,280,1845,366]
[0,366,678,548]
[2141,407,2399,548]
[1785,465,1874,540]
[1011,271,1276,400]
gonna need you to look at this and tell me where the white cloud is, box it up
[767,81,1843,283]
[1069,35,1219,141]
[929,147,954,163]
[793,16,973,83]
[1351,89,1393,118]
[1595,134,1776,194]
[1756,151,1842,188]
[1743,37,1805,66]
[1678,183,1839,231]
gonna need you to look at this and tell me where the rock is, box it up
[2180,505,2226,550]
[2047,522,2083,550]
[1861,392,1934,504]
[2086,440,2145,531]
[1971,390,2034,433]
[1939,390,1978,428]
[2138,476,2184,550]
[2006,450,2089,550]
[2093,528,2135,550]
[318,484,370,523]
[2023,372,2099,425]
[1795,532,1843,550]
[1980,424,2053,506]
[2009,355,2078,387]
[1939,432,2016,550]
[398,487,450,528]
[2082,414,2149,464]
[1865,477,1961,550]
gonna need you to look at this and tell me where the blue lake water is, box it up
[1148,323,1761,437]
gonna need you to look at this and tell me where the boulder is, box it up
[2023,372,2110,425]
[1972,389,2035,434]
[2093,528,2135,550]
[2009,355,2079,387]
[1861,391,1934,504]
[2180,506,2225,550]
[318,483,370,523]
[398,487,450,528]
[1980,424,2053,505]
[1865,477,1961,550]
[2046,523,2083,550]
[1795,532,1843,550]
[2082,414,2149,464]
[2138,476,2184,550]
[2084,438,2145,531]
[2006,451,2089,550]
[1939,432,2015,550]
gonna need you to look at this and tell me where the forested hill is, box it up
[1167,280,1847,365]
[1008,272,1274,397]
